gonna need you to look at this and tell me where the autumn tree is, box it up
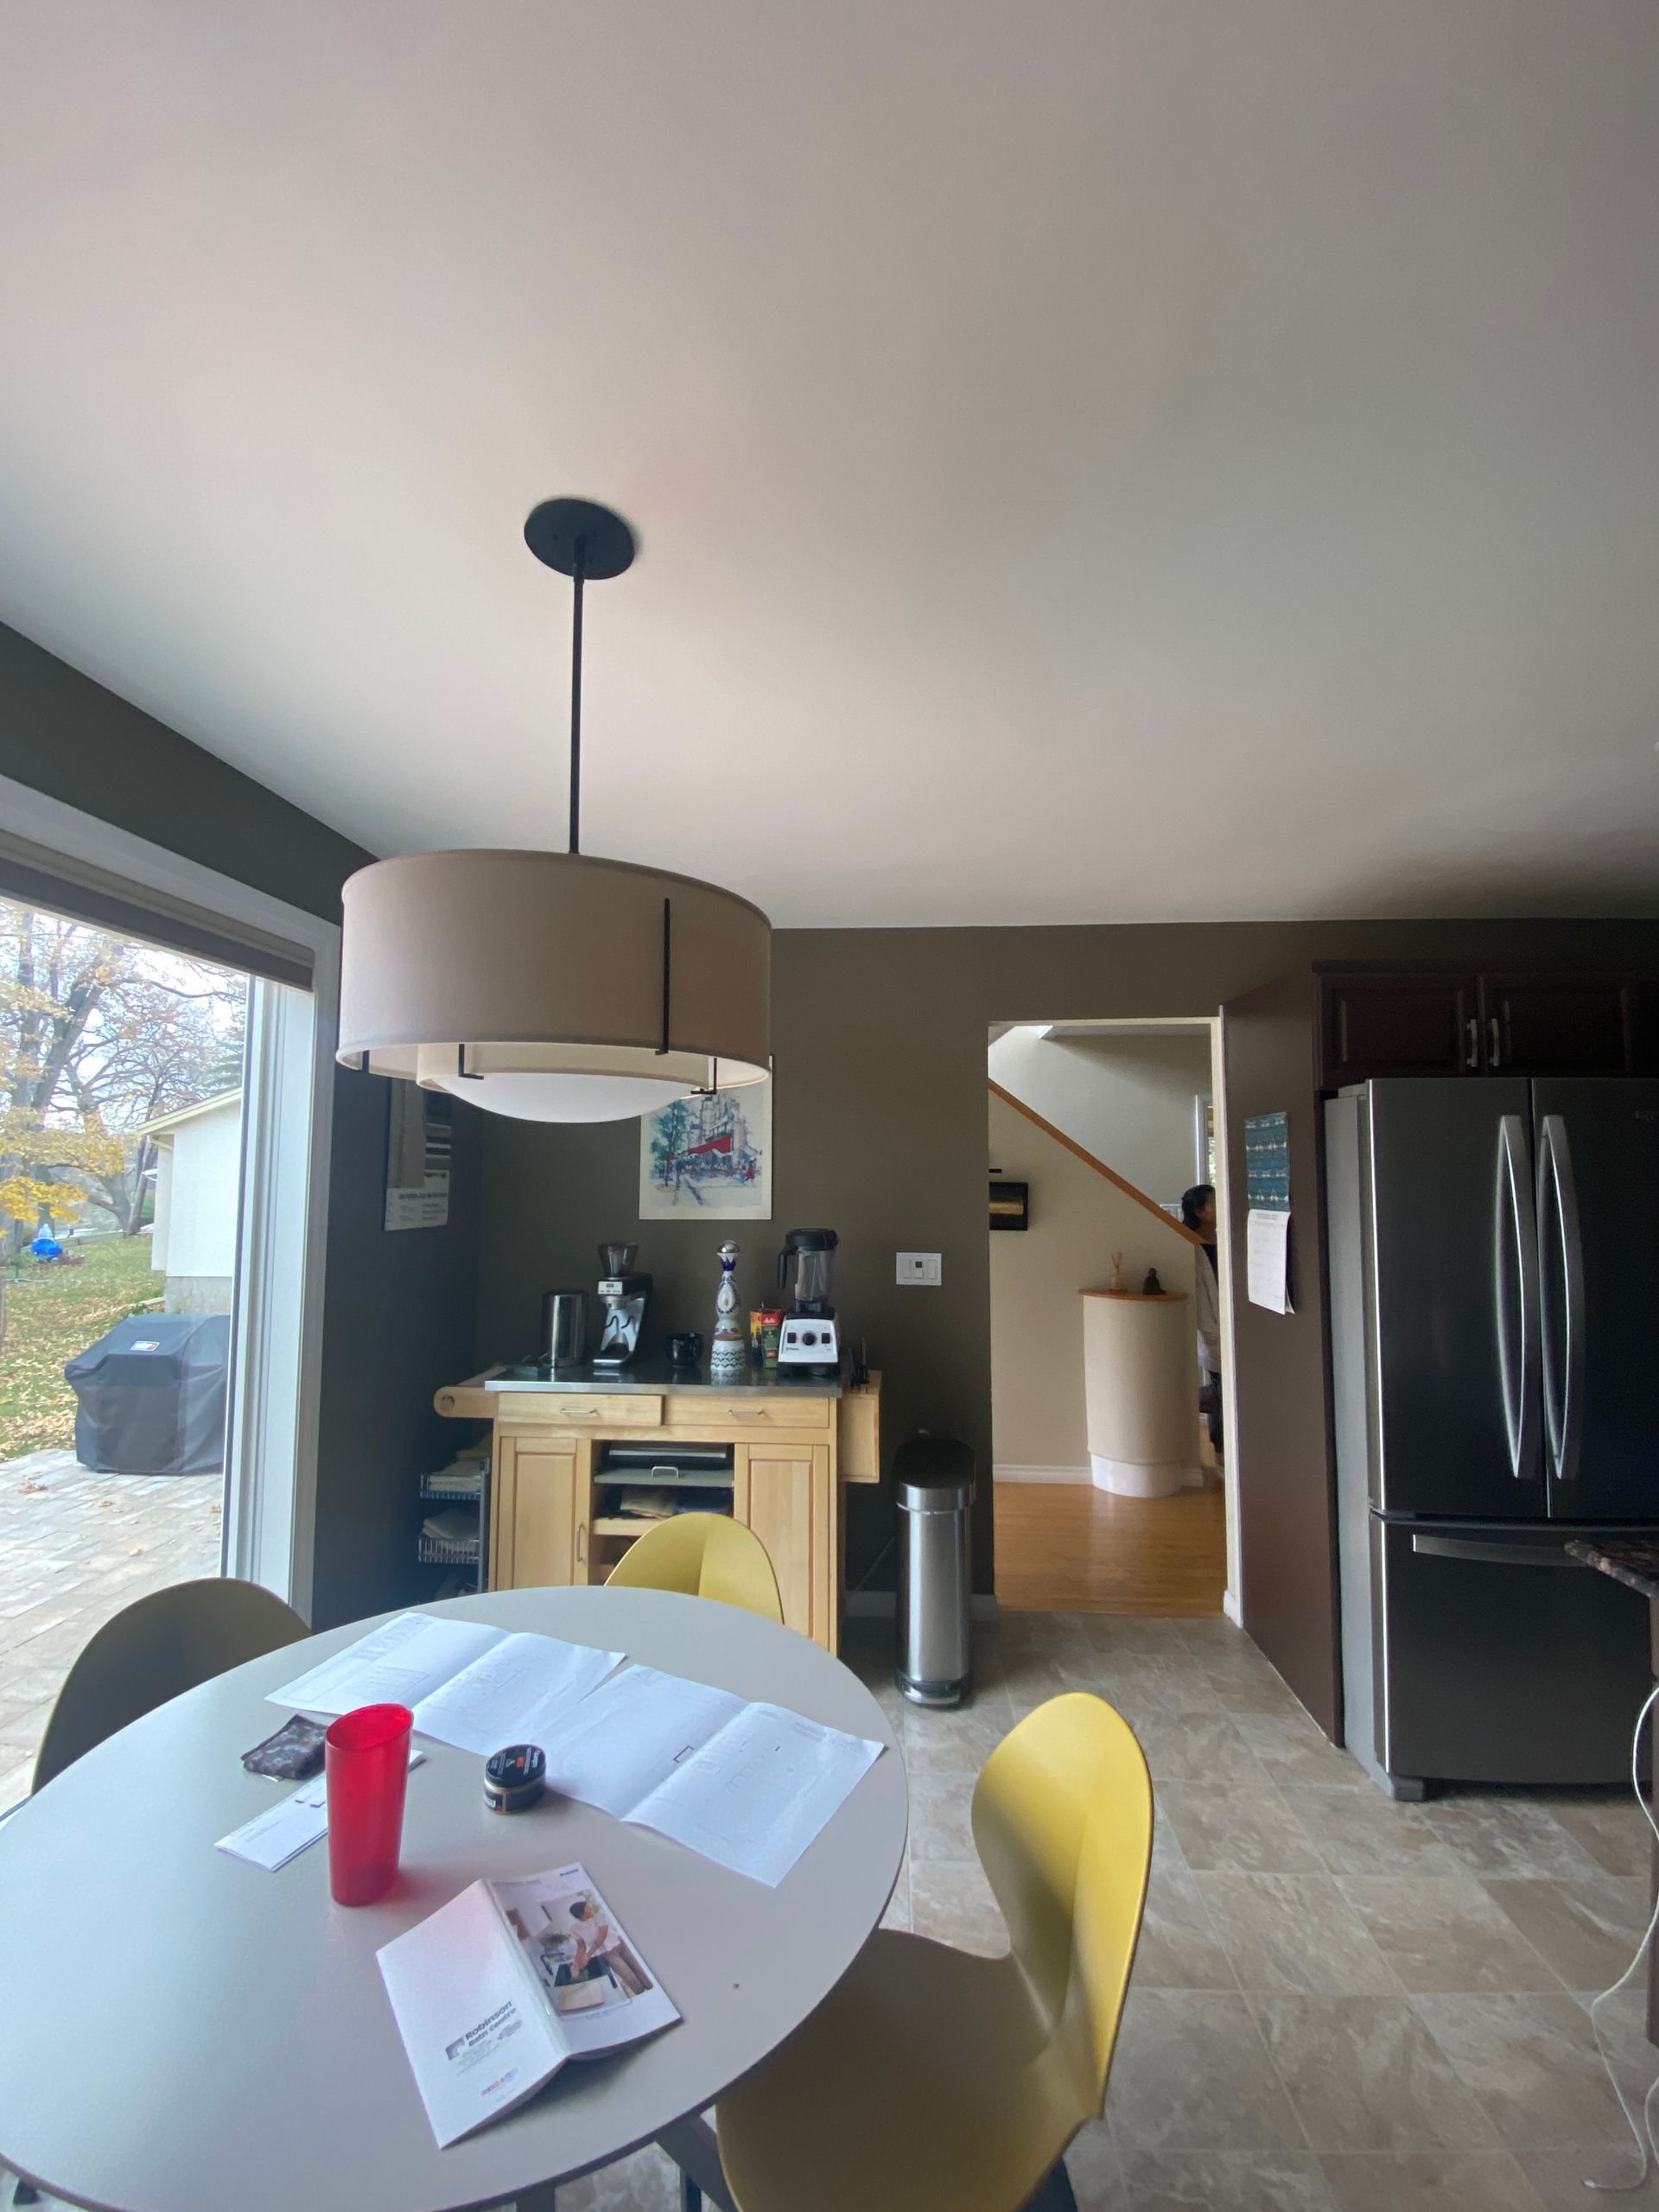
[0,901,247,1255]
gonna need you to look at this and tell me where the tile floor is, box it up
[558,1608,1659,2211]
[4,1605,1656,2211]
[0,1447,222,1804]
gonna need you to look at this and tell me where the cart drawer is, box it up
[496,1393,662,1428]
[671,1392,834,1433]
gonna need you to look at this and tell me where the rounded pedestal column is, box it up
[1081,1289,1195,1498]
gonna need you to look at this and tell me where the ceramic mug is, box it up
[666,1332,704,1369]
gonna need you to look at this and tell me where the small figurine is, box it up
[1109,1249,1125,1292]
[1142,1267,1165,1296]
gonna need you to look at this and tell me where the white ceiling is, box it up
[2,2,1656,926]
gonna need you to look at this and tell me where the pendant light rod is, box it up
[521,495,639,858]
[569,539,585,855]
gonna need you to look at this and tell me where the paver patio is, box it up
[0,1446,222,1806]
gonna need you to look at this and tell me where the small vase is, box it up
[711,1240,747,1378]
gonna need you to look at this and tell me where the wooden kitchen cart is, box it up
[435,1370,881,1654]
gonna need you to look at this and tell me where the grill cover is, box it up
[64,1312,231,1476]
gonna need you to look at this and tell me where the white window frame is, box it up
[0,772,338,1619]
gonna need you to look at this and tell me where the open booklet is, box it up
[378,1862,678,2146]
[543,1663,885,1886]
[267,1611,622,1756]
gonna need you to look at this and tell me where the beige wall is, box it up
[988,1089,1198,1474]
[475,915,1659,1598]
[988,1023,1214,1208]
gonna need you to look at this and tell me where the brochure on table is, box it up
[543,1664,885,1886]
[378,1861,678,2146]
[267,1612,623,1755]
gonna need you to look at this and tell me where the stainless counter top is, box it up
[472,1359,846,1399]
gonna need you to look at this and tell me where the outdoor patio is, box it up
[0,1446,222,1805]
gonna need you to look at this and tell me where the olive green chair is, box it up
[31,1575,308,1792]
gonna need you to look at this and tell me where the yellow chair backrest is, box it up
[606,1513,785,1623]
[33,1576,308,1792]
[971,1692,1153,2120]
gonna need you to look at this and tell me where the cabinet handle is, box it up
[1488,1014,1502,1071]
[1465,1017,1479,1071]
[575,1519,586,1566]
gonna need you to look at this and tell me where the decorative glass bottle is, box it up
[710,1239,747,1378]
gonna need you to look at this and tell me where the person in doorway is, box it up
[1181,1184,1223,1461]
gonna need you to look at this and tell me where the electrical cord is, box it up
[1585,1681,1659,2192]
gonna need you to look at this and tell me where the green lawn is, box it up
[0,1238,165,1460]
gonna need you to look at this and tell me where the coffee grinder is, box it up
[594,1243,652,1369]
[775,1228,841,1374]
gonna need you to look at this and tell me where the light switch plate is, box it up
[896,1251,943,1287]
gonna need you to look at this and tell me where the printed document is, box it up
[378,1862,678,2145]
[1246,1207,1294,1314]
[266,1611,623,1754]
[543,1664,885,1886]
[216,1747,425,1872]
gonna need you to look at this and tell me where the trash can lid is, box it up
[893,1434,975,1510]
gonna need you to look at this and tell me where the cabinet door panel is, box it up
[503,1441,578,1590]
[742,1446,825,1638]
[1484,976,1633,1077]
[1320,974,1477,1086]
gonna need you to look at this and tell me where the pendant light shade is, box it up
[337,849,770,1120]
[335,499,772,1122]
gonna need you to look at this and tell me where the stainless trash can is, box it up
[895,1436,975,1707]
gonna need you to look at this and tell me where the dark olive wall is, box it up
[1,620,480,1627]
[0,621,363,922]
[479,918,1659,1599]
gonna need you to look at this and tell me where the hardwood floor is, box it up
[992,1478,1226,1616]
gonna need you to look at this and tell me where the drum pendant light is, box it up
[336,499,772,1123]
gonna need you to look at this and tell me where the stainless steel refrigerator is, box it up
[1325,1077,1659,1796]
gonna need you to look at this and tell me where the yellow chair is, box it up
[605,1513,785,1624]
[32,1576,308,1792]
[714,1692,1153,2212]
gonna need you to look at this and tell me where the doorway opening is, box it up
[987,1017,1234,1617]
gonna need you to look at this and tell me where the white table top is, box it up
[0,1586,907,2212]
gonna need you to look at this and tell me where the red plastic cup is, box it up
[325,1703,412,1905]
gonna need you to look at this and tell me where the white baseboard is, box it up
[1222,1587,1243,1625]
[846,1592,1001,1622]
[993,1464,1091,1485]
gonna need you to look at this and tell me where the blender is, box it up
[775,1228,841,1374]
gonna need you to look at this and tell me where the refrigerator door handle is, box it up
[1410,1532,1581,1568]
[1494,1115,1541,1481]
[1537,1114,1586,1484]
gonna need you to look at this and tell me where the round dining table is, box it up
[0,1586,908,2212]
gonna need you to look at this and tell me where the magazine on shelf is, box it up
[378,1862,678,2146]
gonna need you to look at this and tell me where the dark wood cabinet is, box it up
[1319,966,1648,1085]
[1319,972,1478,1087]
[1481,975,1634,1077]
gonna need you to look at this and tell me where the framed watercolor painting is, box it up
[639,1082,772,1221]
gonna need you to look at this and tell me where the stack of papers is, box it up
[267,1612,623,1756]
[237,1611,887,1890]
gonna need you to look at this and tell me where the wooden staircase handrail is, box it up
[988,1078,1206,1247]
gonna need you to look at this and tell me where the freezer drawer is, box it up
[1370,1517,1650,1788]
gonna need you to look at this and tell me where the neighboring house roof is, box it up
[133,1088,243,1141]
